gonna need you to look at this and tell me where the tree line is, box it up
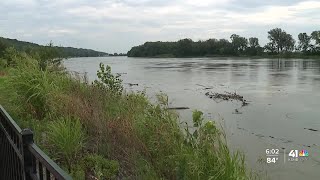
[0,37,108,58]
[127,28,320,57]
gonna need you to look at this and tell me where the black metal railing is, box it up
[0,105,72,180]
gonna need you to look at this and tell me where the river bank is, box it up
[64,56,320,180]
[0,49,255,179]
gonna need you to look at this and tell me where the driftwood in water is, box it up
[168,107,190,110]
[126,83,139,86]
[205,91,249,106]
[304,128,318,132]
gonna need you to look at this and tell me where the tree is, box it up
[204,39,219,55]
[176,38,193,57]
[267,28,295,53]
[3,47,19,66]
[247,37,263,55]
[230,34,248,54]
[264,42,277,54]
[311,31,320,45]
[0,41,8,67]
[35,42,63,70]
[297,33,311,53]
[0,40,8,57]
[217,39,234,55]
[283,33,295,52]
[311,31,320,54]
[249,37,260,48]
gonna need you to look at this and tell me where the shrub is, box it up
[26,41,63,70]
[2,47,32,67]
[0,58,7,68]
[94,63,123,95]
[180,110,247,180]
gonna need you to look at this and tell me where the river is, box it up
[64,57,320,180]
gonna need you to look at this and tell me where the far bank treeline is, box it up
[127,28,320,58]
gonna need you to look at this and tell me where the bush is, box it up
[0,58,7,68]
[94,62,123,95]
[182,110,247,179]
[2,47,31,67]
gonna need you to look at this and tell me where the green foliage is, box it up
[94,62,123,95]
[83,154,119,179]
[0,36,108,58]
[311,31,320,45]
[0,39,8,57]
[246,37,263,56]
[126,93,250,179]
[127,38,237,57]
[192,110,203,127]
[128,28,320,58]
[0,52,255,179]
[2,47,23,66]
[7,59,70,119]
[298,33,312,53]
[0,58,7,69]
[47,117,86,171]
[311,31,320,55]
[266,28,295,54]
[32,41,63,70]
[179,110,248,180]
[230,34,248,54]
[249,37,259,48]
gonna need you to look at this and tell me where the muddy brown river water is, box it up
[64,57,320,180]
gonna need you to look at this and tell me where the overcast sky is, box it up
[1,0,319,53]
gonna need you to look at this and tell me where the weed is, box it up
[47,117,86,171]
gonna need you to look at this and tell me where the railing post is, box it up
[21,129,34,180]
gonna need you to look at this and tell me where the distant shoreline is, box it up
[127,54,320,59]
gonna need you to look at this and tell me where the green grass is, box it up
[47,117,86,171]
[0,50,259,179]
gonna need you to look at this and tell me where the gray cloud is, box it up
[0,0,319,53]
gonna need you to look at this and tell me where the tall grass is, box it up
[0,49,257,179]
[47,117,86,171]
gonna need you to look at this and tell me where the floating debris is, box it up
[205,91,249,106]
[304,128,318,132]
[196,84,214,90]
[167,107,190,110]
[127,83,139,86]
[232,109,242,114]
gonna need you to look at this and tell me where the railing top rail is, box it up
[0,105,22,134]
[28,143,72,180]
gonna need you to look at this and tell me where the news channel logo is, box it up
[288,149,309,162]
